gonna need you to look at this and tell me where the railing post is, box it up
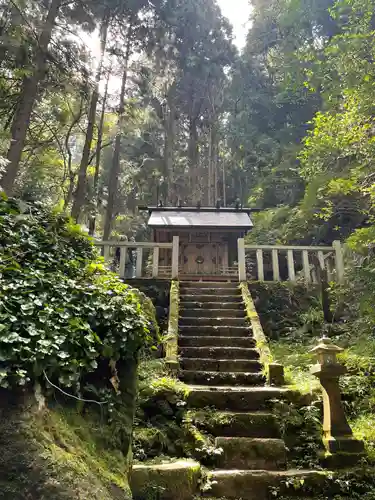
[333,240,344,283]
[152,246,160,278]
[171,236,179,279]
[318,250,325,270]
[238,238,246,282]
[272,249,280,281]
[136,247,143,278]
[303,250,311,283]
[256,249,264,281]
[103,244,110,262]
[119,247,127,278]
[287,249,296,282]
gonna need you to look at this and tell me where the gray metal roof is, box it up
[148,210,253,229]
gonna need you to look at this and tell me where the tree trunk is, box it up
[208,127,213,206]
[89,66,111,236]
[71,10,109,221]
[163,83,176,204]
[222,154,226,207]
[103,32,131,241]
[188,118,199,203]
[2,0,62,195]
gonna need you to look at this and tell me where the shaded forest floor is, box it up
[0,393,132,500]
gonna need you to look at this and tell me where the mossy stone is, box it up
[131,459,201,500]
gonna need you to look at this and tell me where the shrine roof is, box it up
[144,207,254,229]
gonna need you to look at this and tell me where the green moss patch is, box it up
[131,459,201,500]
[0,393,132,500]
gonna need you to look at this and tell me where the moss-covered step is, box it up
[130,460,201,500]
[214,437,287,470]
[180,370,265,386]
[179,325,252,337]
[208,469,326,500]
[180,294,243,303]
[179,288,241,296]
[181,301,244,310]
[180,317,248,327]
[187,386,291,411]
[188,410,280,438]
[180,347,259,360]
[181,358,262,372]
[180,308,246,318]
[180,281,238,287]
[179,336,256,348]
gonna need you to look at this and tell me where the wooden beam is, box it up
[96,241,173,248]
[244,244,333,251]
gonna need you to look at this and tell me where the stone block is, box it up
[131,460,201,500]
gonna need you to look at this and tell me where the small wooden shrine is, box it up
[142,206,253,278]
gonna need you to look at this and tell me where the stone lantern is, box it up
[310,336,364,464]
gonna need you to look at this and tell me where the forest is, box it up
[1,0,375,250]
[2,0,375,499]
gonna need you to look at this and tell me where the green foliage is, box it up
[270,469,375,499]
[0,197,157,389]
[133,359,223,466]
[0,395,132,499]
[249,282,321,340]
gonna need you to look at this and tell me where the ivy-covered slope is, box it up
[0,196,159,500]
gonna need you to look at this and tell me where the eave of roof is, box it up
[147,209,253,229]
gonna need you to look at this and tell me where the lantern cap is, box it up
[310,336,344,355]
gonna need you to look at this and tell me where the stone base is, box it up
[131,460,201,500]
[324,436,365,454]
[208,469,327,499]
[268,363,285,386]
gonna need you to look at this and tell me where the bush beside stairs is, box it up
[178,281,321,499]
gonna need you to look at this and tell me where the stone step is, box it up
[180,346,259,360]
[208,469,324,500]
[181,358,262,373]
[180,281,238,289]
[179,325,252,337]
[179,316,248,327]
[180,288,241,296]
[187,386,290,411]
[188,410,280,438]
[179,336,256,348]
[215,437,287,470]
[180,301,244,310]
[180,308,246,318]
[180,371,265,387]
[180,294,243,303]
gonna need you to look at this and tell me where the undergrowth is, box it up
[133,358,223,466]
[267,280,375,469]
[0,396,132,500]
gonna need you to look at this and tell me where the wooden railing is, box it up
[96,236,345,283]
[238,239,345,283]
[95,237,179,279]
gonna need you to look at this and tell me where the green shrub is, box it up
[0,196,158,390]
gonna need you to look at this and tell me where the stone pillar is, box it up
[310,337,364,464]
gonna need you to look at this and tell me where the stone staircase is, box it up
[177,281,312,499]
